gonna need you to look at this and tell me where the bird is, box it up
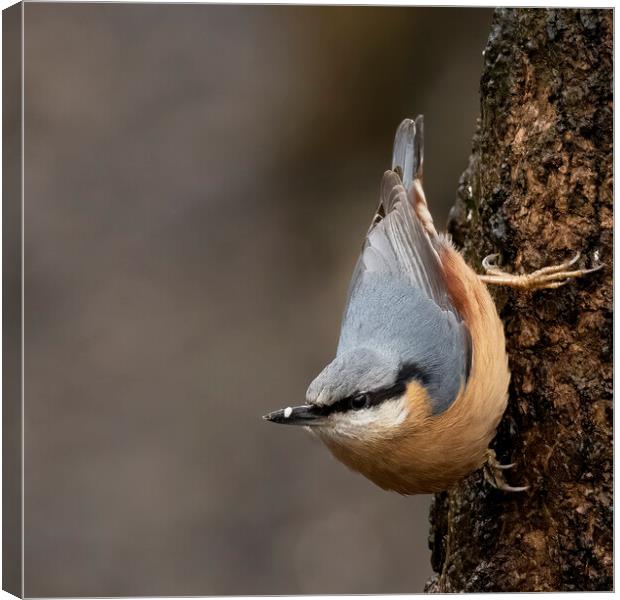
[264,116,601,495]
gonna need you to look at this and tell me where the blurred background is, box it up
[23,4,492,596]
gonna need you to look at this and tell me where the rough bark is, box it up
[425,8,612,593]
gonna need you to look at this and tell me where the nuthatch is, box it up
[264,116,600,495]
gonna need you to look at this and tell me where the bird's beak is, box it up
[263,404,324,426]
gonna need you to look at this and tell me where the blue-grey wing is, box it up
[345,116,449,312]
[339,273,469,414]
[344,171,452,312]
[338,116,471,414]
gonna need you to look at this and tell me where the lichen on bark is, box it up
[426,8,612,592]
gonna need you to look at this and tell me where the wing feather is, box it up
[339,116,471,407]
[353,171,452,312]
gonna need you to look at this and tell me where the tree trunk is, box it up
[425,8,612,593]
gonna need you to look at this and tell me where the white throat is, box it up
[314,395,409,442]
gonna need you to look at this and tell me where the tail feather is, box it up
[391,115,424,191]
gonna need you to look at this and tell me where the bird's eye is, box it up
[350,394,369,411]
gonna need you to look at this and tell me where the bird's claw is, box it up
[495,482,530,493]
[481,253,501,272]
[483,449,528,493]
[479,251,604,291]
[493,461,516,470]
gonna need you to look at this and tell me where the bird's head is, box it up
[263,347,432,445]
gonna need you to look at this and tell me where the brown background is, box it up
[23,4,492,595]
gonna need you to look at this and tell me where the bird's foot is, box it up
[483,449,528,493]
[478,252,603,290]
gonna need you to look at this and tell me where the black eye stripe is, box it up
[396,362,431,387]
[311,362,429,417]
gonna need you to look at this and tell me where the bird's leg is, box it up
[483,449,528,493]
[479,252,603,290]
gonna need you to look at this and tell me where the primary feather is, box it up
[391,116,424,190]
